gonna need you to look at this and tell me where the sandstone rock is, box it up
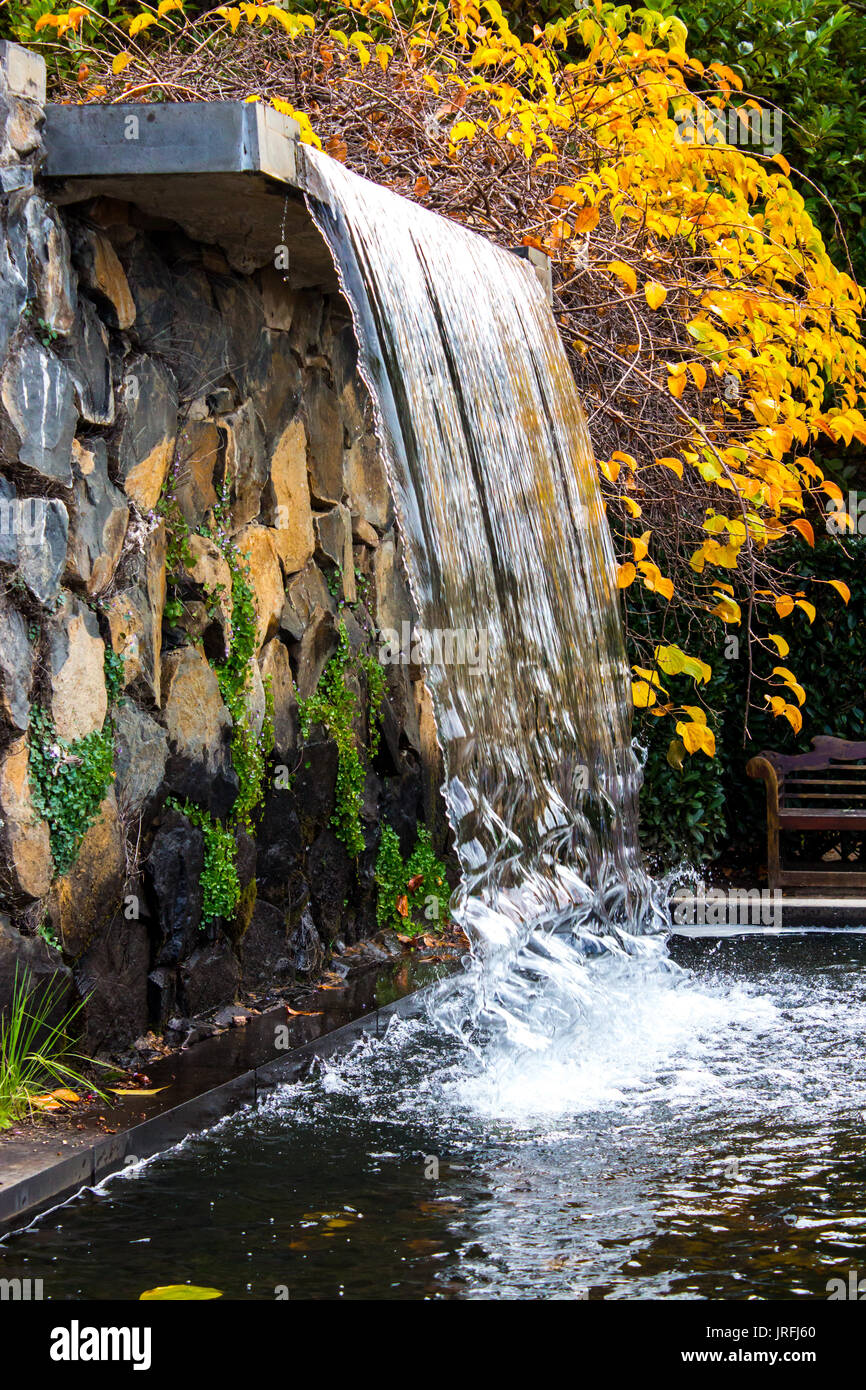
[222,398,267,531]
[17,498,68,607]
[45,790,126,958]
[374,529,416,635]
[304,369,343,505]
[0,737,53,900]
[24,197,76,336]
[160,645,237,815]
[117,355,178,512]
[180,938,240,1016]
[259,637,296,757]
[174,415,219,528]
[345,431,392,531]
[65,437,128,596]
[59,294,114,425]
[0,338,77,484]
[0,594,33,731]
[266,416,315,573]
[149,807,204,964]
[69,221,136,329]
[182,532,232,634]
[258,265,295,331]
[241,900,291,992]
[0,920,73,1028]
[237,524,283,649]
[253,330,301,450]
[352,514,380,548]
[74,910,150,1058]
[315,502,356,603]
[106,519,166,705]
[295,605,338,700]
[48,593,107,742]
[113,700,169,815]
[280,560,335,641]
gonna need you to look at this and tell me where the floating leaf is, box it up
[140,1285,223,1301]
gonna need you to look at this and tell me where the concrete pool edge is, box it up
[0,972,453,1238]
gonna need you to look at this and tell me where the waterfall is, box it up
[303,151,664,1038]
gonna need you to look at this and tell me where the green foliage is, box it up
[656,0,866,282]
[28,705,115,875]
[375,824,406,929]
[298,620,366,856]
[103,646,125,705]
[358,647,385,757]
[23,301,58,347]
[0,966,103,1130]
[173,800,241,924]
[375,824,450,934]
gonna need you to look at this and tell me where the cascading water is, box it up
[302,150,668,1050]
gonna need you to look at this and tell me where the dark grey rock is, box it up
[74,911,150,1058]
[294,604,338,699]
[0,338,77,484]
[288,906,324,977]
[241,901,292,992]
[119,233,172,348]
[0,594,33,731]
[293,738,339,842]
[180,937,239,1016]
[116,354,178,511]
[308,828,353,942]
[167,266,228,399]
[24,197,77,336]
[255,793,304,909]
[113,701,169,815]
[280,560,336,641]
[149,808,204,965]
[59,294,114,425]
[18,497,68,606]
[304,368,343,504]
[0,919,74,1030]
[65,437,129,596]
[212,276,269,400]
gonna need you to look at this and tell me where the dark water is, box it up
[3,932,866,1301]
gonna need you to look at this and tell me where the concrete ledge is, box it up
[0,970,451,1237]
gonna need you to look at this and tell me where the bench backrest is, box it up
[759,737,866,810]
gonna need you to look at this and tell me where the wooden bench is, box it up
[746,737,866,891]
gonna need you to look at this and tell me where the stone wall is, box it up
[0,45,447,1061]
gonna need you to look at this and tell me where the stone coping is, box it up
[0,956,459,1236]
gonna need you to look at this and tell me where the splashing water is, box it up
[303,150,666,1050]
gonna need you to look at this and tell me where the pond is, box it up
[3,931,866,1300]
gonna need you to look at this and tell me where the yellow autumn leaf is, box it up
[644,280,667,310]
[129,13,159,36]
[827,580,851,604]
[632,680,658,708]
[767,633,790,656]
[616,561,636,588]
[605,260,637,294]
[676,720,716,757]
[112,52,133,75]
[775,595,795,618]
[796,599,816,623]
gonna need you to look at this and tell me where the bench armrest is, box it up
[746,755,781,817]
